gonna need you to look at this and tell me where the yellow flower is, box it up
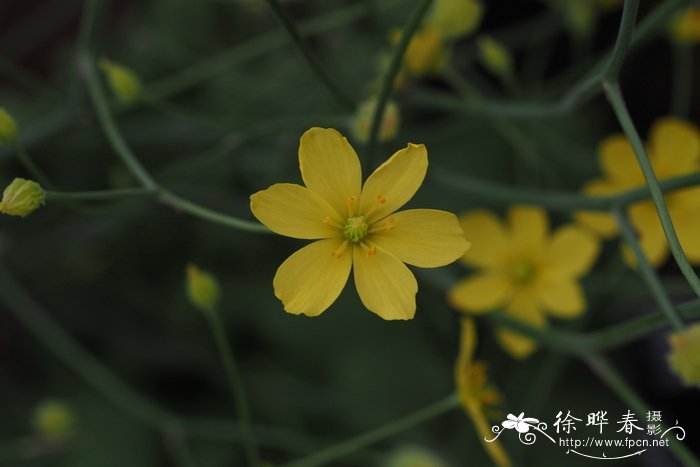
[576,117,700,267]
[186,264,221,312]
[670,7,700,43]
[393,27,449,79]
[426,0,483,40]
[0,108,18,145]
[450,207,600,358]
[455,319,511,467]
[351,98,400,144]
[668,323,700,388]
[0,178,45,217]
[99,58,142,104]
[250,128,470,320]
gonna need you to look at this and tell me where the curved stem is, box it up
[281,394,459,467]
[614,209,685,330]
[604,81,700,299]
[159,192,269,233]
[365,0,433,165]
[603,0,640,80]
[205,309,261,466]
[585,355,700,467]
[263,0,354,110]
[45,188,156,201]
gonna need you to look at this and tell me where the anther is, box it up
[332,240,349,258]
[323,216,342,229]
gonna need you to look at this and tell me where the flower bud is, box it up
[670,7,700,44]
[186,264,221,312]
[0,178,45,217]
[351,99,400,143]
[476,35,513,78]
[668,323,700,387]
[99,58,142,104]
[32,400,75,440]
[0,108,18,146]
[427,0,483,39]
[386,445,448,467]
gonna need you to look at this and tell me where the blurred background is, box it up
[0,0,699,465]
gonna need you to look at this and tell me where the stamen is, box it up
[331,240,349,258]
[368,217,395,234]
[363,194,388,218]
[359,241,377,257]
[323,216,342,229]
[345,195,359,216]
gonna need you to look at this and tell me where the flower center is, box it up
[510,261,535,284]
[344,216,368,242]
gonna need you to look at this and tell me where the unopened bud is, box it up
[477,35,513,78]
[0,178,44,217]
[33,400,75,440]
[351,99,400,143]
[0,108,18,146]
[99,58,142,104]
[186,264,221,312]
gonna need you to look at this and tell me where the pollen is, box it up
[344,216,369,242]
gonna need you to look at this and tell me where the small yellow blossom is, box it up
[668,324,700,387]
[250,128,470,320]
[450,207,600,358]
[394,27,449,79]
[351,99,400,144]
[0,108,18,145]
[576,117,700,267]
[426,0,483,40]
[386,445,448,467]
[186,264,221,312]
[0,178,45,217]
[99,58,142,104]
[476,35,513,78]
[33,400,75,440]
[670,7,700,43]
[455,319,511,467]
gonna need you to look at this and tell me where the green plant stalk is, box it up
[44,188,156,202]
[671,42,693,118]
[602,0,640,80]
[281,394,459,467]
[586,355,700,467]
[262,0,354,110]
[604,81,700,299]
[614,209,685,330]
[204,308,261,467]
[365,0,433,165]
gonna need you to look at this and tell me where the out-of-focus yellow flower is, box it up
[33,400,75,440]
[351,99,400,144]
[0,178,45,217]
[455,319,511,467]
[450,207,600,359]
[0,108,18,145]
[670,7,700,44]
[386,445,449,467]
[426,0,483,40]
[476,35,513,78]
[393,27,449,79]
[250,128,470,320]
[186,264,221,312]
[99,58,142,104]
[576,117,700,267]
[668,324,700,387]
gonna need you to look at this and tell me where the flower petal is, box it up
[649,117,700,178]
[623,201,669,267]
[508,206,549,252]
[353,244,417,320]
[496,292,546,359]
[299,128,362,218]
[535,278,586,318]
[459,210,508,269]
[360,143,428,223]
[370,209,470,268]
[672,189,700,263]
[544,225,600,278]
[599,135,644,187]
[250,183,343,239]
[575,179,622,238]
[448,273,511,313]
[273,238,352,316]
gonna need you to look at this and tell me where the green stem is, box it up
[281,394,459,467]
[604,81,700,299]
[204,309,261,466]
[671,42,693,118]
[262,0,354,110]
[159,192,269,233]
[45,188,156,202]
[365,0,433,166]
[602,0,640,80]
[585,355,700,467]
[614,209,685,330]
[432,167,700,212]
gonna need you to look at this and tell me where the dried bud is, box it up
[0,178,45,217]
